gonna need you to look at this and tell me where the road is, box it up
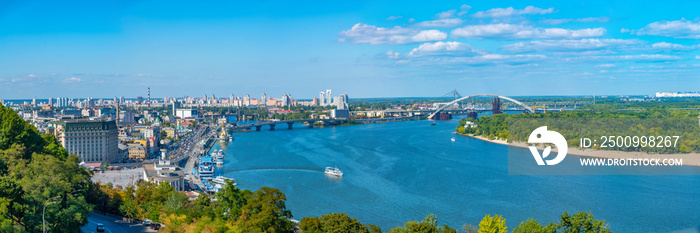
[81,212,155,233]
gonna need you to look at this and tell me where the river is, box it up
[209,119,700,232]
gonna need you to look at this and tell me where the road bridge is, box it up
[428,94,534,120]
[229,119,347,131]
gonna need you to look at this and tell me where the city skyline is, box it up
[1,0,700,99]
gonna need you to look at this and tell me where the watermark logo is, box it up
[528,126,568,165]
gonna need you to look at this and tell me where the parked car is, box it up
[152,223,161,230]
[96,223,105,232]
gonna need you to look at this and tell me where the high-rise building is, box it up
[32,98,37,107]
[148,87,151,109]
[48,98,53,106]
[243,94,250,106]
[313,97,319,106]
[281,93,293,107]
[261,93,267,106]
[320,92,325,106]
[333,93,349,110]
[229,94,234,103]
[137,96,143,104]
[326,89,332,106]
[172,101,180,115]
[49,119,119,163]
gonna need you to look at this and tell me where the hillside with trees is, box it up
[0,104,92,232]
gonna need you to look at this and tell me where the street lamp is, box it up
[43,195,60,233]
[42,190,82,233]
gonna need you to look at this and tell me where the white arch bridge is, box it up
[428,94,534,120]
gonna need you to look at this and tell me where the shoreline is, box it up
[459,133,700,167]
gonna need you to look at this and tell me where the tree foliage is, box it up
[458,109,700,153]
[300,213,380,233]
[512,211,611,233]
[387,214,456,233]
[90,180,296,233]
[0,104,92,232]
[478,214,507,233]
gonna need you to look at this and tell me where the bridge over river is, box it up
[229,119,347,131]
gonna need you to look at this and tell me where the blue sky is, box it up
[1,0,700,99]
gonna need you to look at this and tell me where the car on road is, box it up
[96,223,105,232]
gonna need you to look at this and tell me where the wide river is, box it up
[210,119,700,232]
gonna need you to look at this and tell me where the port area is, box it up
[183,124,218,192]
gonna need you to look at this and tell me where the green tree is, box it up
[0,105,92,232]
[320,213,369,233]
[237,187,294,233]
[478,214,507,233]
[512,219,556,233]
[300,216,323,233]
[388,214,456,233]
[164,191,187,212]
[214,180,250,220]
[558,211,611,233]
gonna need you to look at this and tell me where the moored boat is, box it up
[211,176,236,186]
[198,156,215,179]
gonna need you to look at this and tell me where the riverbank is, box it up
[459,133,700,166]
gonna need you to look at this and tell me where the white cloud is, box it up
[442,54,547,66]
[595,64,616,68]
[414,18,464,28]
[539,19,570,25]
[386,16,403,21]
[634,19,700,39]
[408,41,483,57]
[696,55,700,59]
[451,24,605,40]
[340,23,447,45]
[411,30,448,42]
[620,28,630,33]
[501,39,640,52]
[575,54,682,62]
[436,9,457,19]
[63,77,82,83]
[457,5,471,16]
[386,50,399,59]
[504,39,698,54]
[650,42,695,50]
[540,16,610,25]
[472,6,554,18]
[577,17,610,23]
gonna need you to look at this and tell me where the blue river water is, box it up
[209,119,700,232]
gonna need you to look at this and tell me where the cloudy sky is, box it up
[1,0,700,99]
